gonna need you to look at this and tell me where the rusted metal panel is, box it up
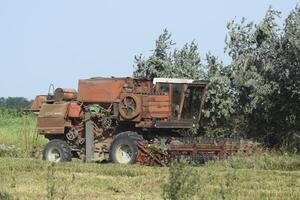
[67,102,82,118]
[31,95,47,111]
[78,78,126,102]
[134,87,152,94]
[37,118,66,134]
[37,103,69,134]
[142,95,170,119]
[147,95,169,102]
[53,88,77,101]
[38,103,69,118]
[148,106,169,113]
[144,101,169,106]
[143,110,169,119]
[142,113,169,119]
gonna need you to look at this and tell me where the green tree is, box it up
[225,6,300,150]
[202,54,236,136]
[134,29,174,79]
[0,97,32,109]
[172,41,204,79]
[133,29,205,80]
[0,97,5,107]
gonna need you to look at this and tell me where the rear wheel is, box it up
[43,139,72,162]
[109,132,142,164]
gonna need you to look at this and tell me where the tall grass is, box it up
[0,156,300,200]
[0,108,46,152]
[208,152,300,171]
[163,160,199,200]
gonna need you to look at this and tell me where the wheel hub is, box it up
[47,148,61,162]
[115,144,133,164]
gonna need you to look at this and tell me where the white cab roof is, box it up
[153,78,194,84]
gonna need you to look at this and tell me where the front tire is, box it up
[109,132,142,164]
[43,139,72,162]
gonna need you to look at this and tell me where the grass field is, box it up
[0,109,46,150]
[1,155,300,200]
[1,109,300,200]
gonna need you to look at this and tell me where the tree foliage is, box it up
[133,5,300,150]
[134,29,204,80]
[203,54,236,136]
[134,29,174,79]
[0,97,32,109]
[225,6,300,150]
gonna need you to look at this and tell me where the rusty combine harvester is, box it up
[27,77,252,166]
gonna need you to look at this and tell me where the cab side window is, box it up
[160,84,169,93]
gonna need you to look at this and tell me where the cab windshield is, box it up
[181,86,203,120]
[157,82,205,122]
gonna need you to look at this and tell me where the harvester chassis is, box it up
[25,77,253,166]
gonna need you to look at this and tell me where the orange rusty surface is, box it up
[67,102,82,118]
[37,102,69,134]
[142,95,170,119]
[31,95,47,110]
[77,78,127,103]
[119,93,142,121]
[54,88,77,101]
[37,118,66,134]
[147,95,169,102]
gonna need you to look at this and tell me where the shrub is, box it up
[0,191,12,200]
[162,160,198,200]
[0,144,24,158]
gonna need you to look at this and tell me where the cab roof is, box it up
[153,78,209,85]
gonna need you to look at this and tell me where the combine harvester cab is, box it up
[28,77,252,165]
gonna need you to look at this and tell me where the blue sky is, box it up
[0,1,298,99]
